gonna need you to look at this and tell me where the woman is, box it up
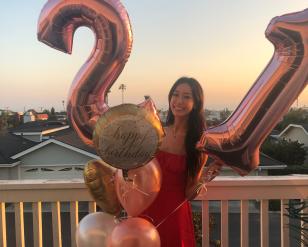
[142,77,208,247]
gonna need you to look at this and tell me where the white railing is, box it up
[0,176,308,247]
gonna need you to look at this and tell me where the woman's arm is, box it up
[185,152,208,199]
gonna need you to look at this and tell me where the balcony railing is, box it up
[0,175,308,247]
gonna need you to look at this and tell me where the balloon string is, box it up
[155,183,208,229]
[154,163,222,229]
[155,198,189,229]
[121,173,149,206]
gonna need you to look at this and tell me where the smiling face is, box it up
[170,83,194,118]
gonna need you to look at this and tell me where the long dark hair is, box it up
[166,77,206,178]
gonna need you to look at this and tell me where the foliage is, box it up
[219,108,232,122]
[285,200,308,246]
[261,138,307,166]
[48,107,57,120]
[275,107,308,131]
[0,112,21,130]
[192,211,221,247]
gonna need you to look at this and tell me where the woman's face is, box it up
[170,83,194,118]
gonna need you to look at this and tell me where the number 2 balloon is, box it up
[37,0,164,170]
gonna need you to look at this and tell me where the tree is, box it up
[261,138,307,166]
[49,107,57,120]
[219,108,232,122]
[275,107,308,131]
[7,113,21,128]
[0,113,8,131]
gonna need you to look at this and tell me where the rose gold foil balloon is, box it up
[200,9,308,176]
[107,217,160,247]
[115,158,162,216]
[76,212,118,247]
[37,0,133,146]
[84,160,122,215]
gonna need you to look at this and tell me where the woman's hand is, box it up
[195,131,207,151]
[202,161,222,182]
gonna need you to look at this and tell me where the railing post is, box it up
[0,202,6,247]
[202,200,210,247]
[261,199,269,247]
[241,200,249,247]
[88,201,96,213]
[33,201,43,247]
[221,200,229,247]
[52,201,62,247]
[281,199,289,247]
[15,202,25,247]
[70,201,78,247]
[301,199,308,247]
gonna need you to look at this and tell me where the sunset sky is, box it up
[0,0,307,112]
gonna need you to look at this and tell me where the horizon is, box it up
[0,1,307,112]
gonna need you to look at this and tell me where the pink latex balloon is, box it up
[201,9,308,176]
[37,0,133,147]
[115,158,162,216]
[107,217,161,247]
[76,212,118,247]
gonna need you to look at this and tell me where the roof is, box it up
[36,114,49,119]
[10,120,68,133]
[49,128,96,155]
[278,124,308,137]
[259,152,287,168]
[206,152,286,169]
[0,131,37,164]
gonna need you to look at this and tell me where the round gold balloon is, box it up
[84,160,122,216]
[93,104,163,170]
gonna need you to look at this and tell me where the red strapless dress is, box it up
[141,150,196,247]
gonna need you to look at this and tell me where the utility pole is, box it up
[119,84,126,104]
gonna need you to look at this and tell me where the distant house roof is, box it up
[207,152,286,170]
[278,124,308,137]
[259,152,287,169]
[0,131,37,164]
[36,114,49,120]
[10,120,68,133]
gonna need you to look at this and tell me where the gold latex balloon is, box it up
[93,103,164,170]
[84,160,122,215]
[107,217,161,247]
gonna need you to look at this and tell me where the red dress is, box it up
[142,150,196,247]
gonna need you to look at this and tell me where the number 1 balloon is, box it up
[201,9,308,176]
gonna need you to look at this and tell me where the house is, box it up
[276,124,308,146]
[36,113,49,121]
[23,109,53,123]
[23,109,37,123]
[209,152,287,177]
[0,124,100,180]
[275,123,308,163]
[0,119,287,180]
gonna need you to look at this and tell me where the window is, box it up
[25,168,38,172]
[41,168,54,172]
[59,167,72,171]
